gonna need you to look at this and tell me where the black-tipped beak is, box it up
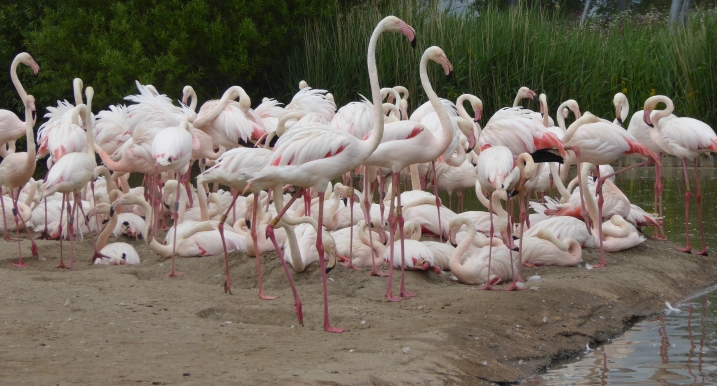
[474,119,479,123]
[533,95,540,104]
[541,112,544,118]
[238,138,253,148]
[325,265,335,274]
[647,122,654,128]
[269,135,279,147]
[246,219,252,230]
[446,70,454,81]
[512,235,519,240]
[411,37,417,49]
[109,207,115,217]
[451,242,457,248]
[617,117,623,125]
[508,189,519,198]
[102,219,109,225]
[342,198,348,206]
[512,246,520,252]
[467,146,474,153]
[85,215,89,223]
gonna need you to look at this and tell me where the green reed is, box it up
[276,1,717,129]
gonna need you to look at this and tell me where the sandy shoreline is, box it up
[0,235,714,385]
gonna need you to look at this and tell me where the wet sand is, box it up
[0,234,713,385]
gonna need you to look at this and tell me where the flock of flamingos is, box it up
[1,16,716,333]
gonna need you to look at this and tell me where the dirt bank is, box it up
[0,234,713,385]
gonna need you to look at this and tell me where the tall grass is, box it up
[277,1,717,129]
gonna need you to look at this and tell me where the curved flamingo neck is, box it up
[580,163,600,233]
[562,113,597,146]
[419,52,454,154]
[10,56,29,104]
[73,78,84,106]
[549,163,570,201]
[23,100,36,163]
[450,217,476,267]
[97,205,119,251]
[539,94,549,127]
[361,20,387,160]
[85,89,96,157]
[193,86,246,128]
[650,96,675,128]
[556,100,571,131]
[188,88,197,111]
[358,221,384,257]
[197,182,209,221]
[276,111,305,137]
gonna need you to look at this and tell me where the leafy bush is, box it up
[0,0,338,116]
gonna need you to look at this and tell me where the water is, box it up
[520,163,717,384]
[526,289,717,385]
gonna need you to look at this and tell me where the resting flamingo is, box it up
[448,215,513,286]
[519,229,582,267]
[248,16,417,332]
[0,95,38,266]
[643,95,717,255]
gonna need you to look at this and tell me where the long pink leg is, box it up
[572,148,592,232]
[364,167,386,277]
[219,190,240,294]
[378,173,386,225]
[14,190,37,259]
[396,174,416,298]
[385,173,403,302]
[252,193,276,299]
[39,196,51,240]
[0,187,10,241]
[431,161,443,242]
[343,182,360,270]
[479,190,496,290]
[679,157,692,253]
[316,191,345,333]
[505,195,525,291]
[11,189,27,267]
[167,175,185,277]
[56,194,67,269]
[267,187,305,325]
[692,159,707,256]
[266,223,302,326]
[67,193,77,271]
[653,153,667,240]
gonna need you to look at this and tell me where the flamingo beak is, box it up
[643,109,654,128]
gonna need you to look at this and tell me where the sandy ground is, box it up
[0,232,714,385]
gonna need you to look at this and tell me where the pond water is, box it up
[521,164,717,385]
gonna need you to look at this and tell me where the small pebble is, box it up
[402,347,410,354]
[183,373,190,376]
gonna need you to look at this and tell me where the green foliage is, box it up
[0,0,338,117]
[279,0,717,130]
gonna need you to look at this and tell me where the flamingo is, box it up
[382,220,440,274]
[87,195,141,265]
[331,218,387,268]
[0,95,38,266]
[361,46,454,300]
[519,229,582,267]
[0,52,39,146]
[643,95,717,255]
[192,86,267,149]
[41,94,97,271]
[152,119,198,276]
[248,16,417,332]
[448,215,513,286]
[561,112,660,267]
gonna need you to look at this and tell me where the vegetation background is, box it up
[1,0,715,132]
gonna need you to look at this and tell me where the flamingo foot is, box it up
[259,293,278,300]
[340,261,361,270]
[386,294,404,302]
[400,289,417,298]
[694,248,708,256]
[523,262,536,268]
[324,325,346,333]
[55,261,68,269]
[39,231,52,240]
[504,282,525,291]
[12,259,28,268]
[654,235,667,241]
[370,269,389,277]
[591,262,607,268]
[166,270,185,277]
[478,284,497,291]
[224,278,232,295]
[677,246,692,254]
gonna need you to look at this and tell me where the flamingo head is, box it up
[181,86,192,105]
[643,108,654,127]
[613,92,629,125]
[18,53,40,75]
[380,16,417,48]
[426,46,454,79]
[517,87,538,105]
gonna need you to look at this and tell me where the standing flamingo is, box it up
[42,95,97,271]
[248,16,417,332]
[362,46,454,301]
[0,52,39,146]
[0,95,38,266]
[643,95,717,255]
[152,119,198,276]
